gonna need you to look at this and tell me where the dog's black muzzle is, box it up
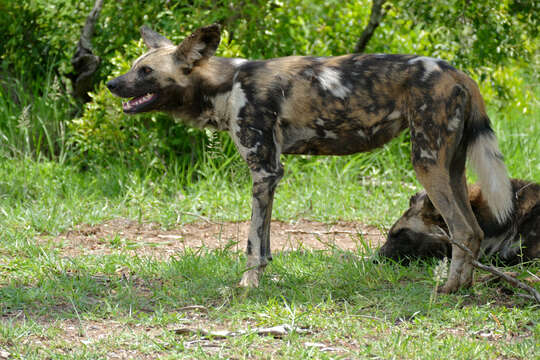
[106,78,120,92]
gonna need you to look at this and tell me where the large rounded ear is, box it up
[140,26,173,49]
[409,190,436,214]
[175,24,221,66]
[420,194,439,219]
[409,191,425,207]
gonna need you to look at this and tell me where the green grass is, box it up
[0,70,539,360]
[0,68,72,163]
[1,126,539,358]
[1,241,538,358]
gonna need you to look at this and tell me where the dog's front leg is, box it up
[228,83,284,287]
[239,168,282,287]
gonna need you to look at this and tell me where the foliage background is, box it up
[0,0,538,174]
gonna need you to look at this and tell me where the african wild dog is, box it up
[107,24,514,293]
[380,179,540,265]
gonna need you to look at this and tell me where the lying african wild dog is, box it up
[380,179,540,265]
[107,24,514,293]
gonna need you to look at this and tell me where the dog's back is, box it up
[380,179,540,264]
[233,54,414,156]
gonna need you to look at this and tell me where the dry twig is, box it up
[448,238,540,303]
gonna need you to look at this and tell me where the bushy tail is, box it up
[466,92,513,224]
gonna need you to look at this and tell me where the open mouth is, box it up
[122,93,157,113]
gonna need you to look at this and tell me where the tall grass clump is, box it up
[0,67,73,163]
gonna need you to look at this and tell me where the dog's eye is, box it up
[139,66,153,75]
[392,229,409,240]
[182,67,192,75]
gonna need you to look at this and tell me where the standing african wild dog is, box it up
[107,24,514,293]
[380,179,540,265]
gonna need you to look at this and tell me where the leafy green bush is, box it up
[1,0,537,168]
[0,1,94,83]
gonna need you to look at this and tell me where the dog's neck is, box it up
[176,57,247,131]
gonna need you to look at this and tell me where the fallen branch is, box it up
[448,238,540,303]
[478,271,540,284]
[175,324,311,339]
[304,342,342,352]
[157,234,183,240]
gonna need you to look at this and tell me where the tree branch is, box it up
[69,0,104,103]
[448,237,540,303]
[354,0,387,53]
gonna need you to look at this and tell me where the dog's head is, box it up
[379,191,451,263]
[107,24,221,115]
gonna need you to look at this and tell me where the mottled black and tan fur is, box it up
[107,25,514,292]
[380,179,540,265]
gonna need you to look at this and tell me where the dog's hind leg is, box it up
[448,160,484,287]
[410,84,484,293]
[414,166,483,293]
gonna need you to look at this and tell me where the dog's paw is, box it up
[239,269,261,288]
[438,277,464,294]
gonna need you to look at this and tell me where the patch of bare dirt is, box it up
[41,218,386,259]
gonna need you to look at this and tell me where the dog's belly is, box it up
[283,137,372,155]
[281,119,405,155]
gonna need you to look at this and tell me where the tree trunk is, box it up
[69,0,104,104]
